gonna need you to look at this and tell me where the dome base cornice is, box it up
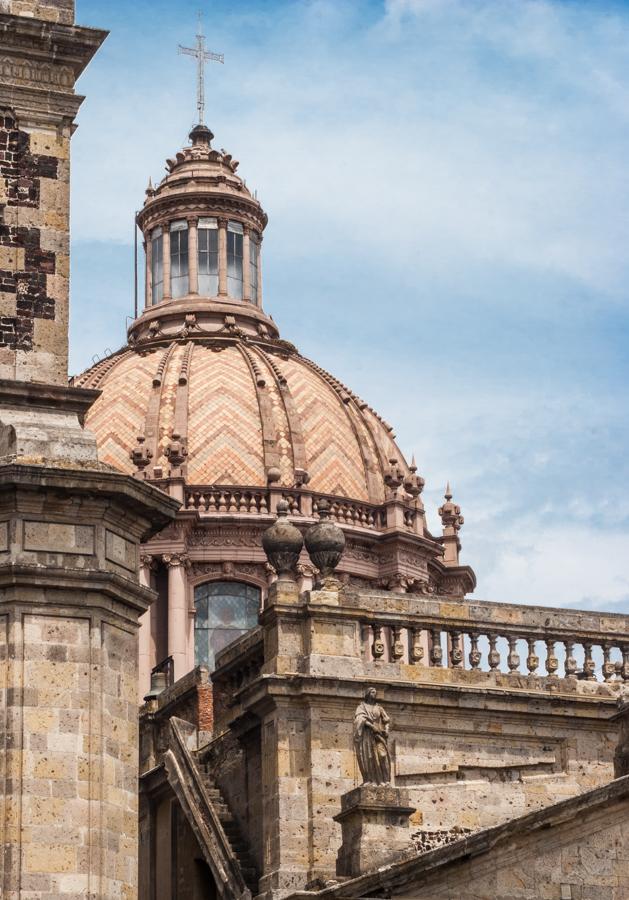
[128,296,280,346]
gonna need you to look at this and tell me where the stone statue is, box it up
[353,687,391,784]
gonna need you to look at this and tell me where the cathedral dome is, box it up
[75,124,419,511]
[77,335,409,505]
[74,116,474,668]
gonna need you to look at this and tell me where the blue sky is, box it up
[71,0,629,611]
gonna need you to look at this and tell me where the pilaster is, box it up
[218,216,228,297]
[162,222,172,301]
[188,216,199,294]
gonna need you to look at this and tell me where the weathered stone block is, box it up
[334,784,416,878]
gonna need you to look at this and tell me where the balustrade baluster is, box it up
[526,638,539,675]
[391,625,404,661]
[507,636,520,675]
[545,640,558,676]
[564,641,577,679]
[239,492,248,513]
[371,624,385,660]
[430,629,443,667]
[468,633,481,669]
[449,630,463,668]
[621,646,629,682]
[602,644,615,682]
[582,642,596,680]
[410,628,424,664]
[488,634,500,671]
[259,492,268,513]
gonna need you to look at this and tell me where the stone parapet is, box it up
[210,583,629,896]
[334,784,415,878]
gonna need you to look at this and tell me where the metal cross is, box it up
[178,12,224,126]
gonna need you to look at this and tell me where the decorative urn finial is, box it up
[305,500,346,589]
[438,482,465,567]
[262,500,304,581]
[404,453,425,498]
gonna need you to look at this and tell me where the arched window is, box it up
[170,219,189,298]
[198,217,219,296]
[151,227,163,304]
[227,220,243,299]
[194,581,260,671]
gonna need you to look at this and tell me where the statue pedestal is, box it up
[334,784,416,878]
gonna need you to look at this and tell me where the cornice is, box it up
[0,15,107,79]
[137,192,267,234]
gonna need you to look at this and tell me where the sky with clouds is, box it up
[70,0,629,612]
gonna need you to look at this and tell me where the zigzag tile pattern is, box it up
[278,355,369,501]
[187,344,265,485]
[84,349,158,474]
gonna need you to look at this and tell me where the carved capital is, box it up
[162,553,190,569]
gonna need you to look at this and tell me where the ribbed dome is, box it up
[76,335,410,505]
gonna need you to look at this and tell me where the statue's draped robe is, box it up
[353,700,391,784]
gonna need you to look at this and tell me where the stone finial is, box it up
[438,482,464,567]
[305,500,345,589]
[404,454,425,499]
[164,433,188,469]
[130,435,152,474]
[262,500,304,581]
[384,457,404,494]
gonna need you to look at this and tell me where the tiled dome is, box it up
[76,335,410,505]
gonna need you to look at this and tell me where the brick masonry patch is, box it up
[0,112,57,351]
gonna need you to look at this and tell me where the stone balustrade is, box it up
[184,485,414,532]
[186,486,270,514]
[358,598,629,683]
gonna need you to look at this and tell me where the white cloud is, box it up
[72,0,629,296]
[471,521,629,611]
[68,0,629,614]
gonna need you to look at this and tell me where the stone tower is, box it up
[0,3,178,897]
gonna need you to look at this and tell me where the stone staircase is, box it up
[198,762,259,896]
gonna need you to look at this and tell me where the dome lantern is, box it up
[132,120,273,347]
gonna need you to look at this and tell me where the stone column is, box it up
[188,217,199,295]
[187,603,196,672]
[162,222,172,301]
[257,702,311,899]
[257,236,263,308]
[145,236,153,309]
[243,226,251,301]
[165,553,189,682]
[218,216,228,297]
[334,785,416,878]
[138,554,154,697]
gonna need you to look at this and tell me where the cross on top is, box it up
[178,12,224,126]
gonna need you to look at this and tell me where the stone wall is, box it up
[0,600,140,896]
[0,110,69,384]
[1,1,74,24]
[211,584,629,896]
[382,785,629,899]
